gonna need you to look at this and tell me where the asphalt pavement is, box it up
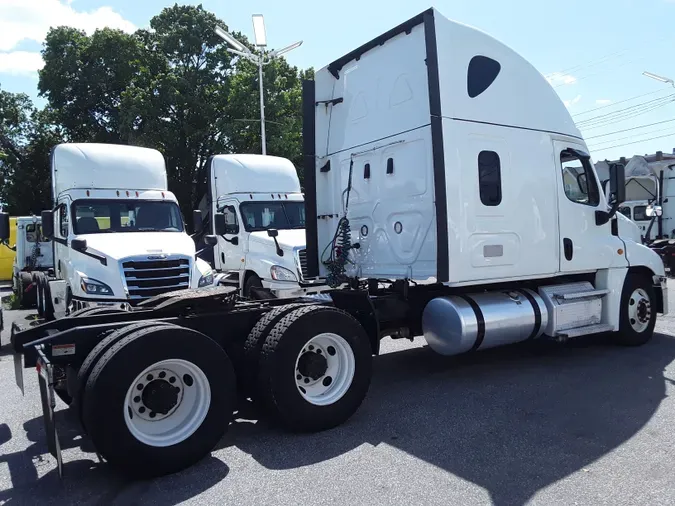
[2,298,675,506]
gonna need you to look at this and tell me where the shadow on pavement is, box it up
[228,333,675,506]
[0,412,229,505]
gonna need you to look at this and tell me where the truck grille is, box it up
[297,249,309,280]
[122,257,190,302]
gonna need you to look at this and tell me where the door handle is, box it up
[563,238,573,261]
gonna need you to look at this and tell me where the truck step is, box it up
[553,289,609,300]
[556,323,614,339]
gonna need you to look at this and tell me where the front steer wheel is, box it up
[81,324,236,479]
[616,272,657,346]
[257,305,373,432]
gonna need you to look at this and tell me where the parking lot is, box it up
[1,299,675,506]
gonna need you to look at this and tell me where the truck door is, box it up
[554,141,627,273]
[215,203,244,273]
[53,202,71,279]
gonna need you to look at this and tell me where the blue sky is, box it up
[2,0,674,162]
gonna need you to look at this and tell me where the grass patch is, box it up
[2,293,21,310]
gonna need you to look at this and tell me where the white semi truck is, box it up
[194,154,326,298]
[10,8,667,480]
[1,143,215,319]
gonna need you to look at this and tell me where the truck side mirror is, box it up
[71,238,87,251]
[192,210,203,232]
[41,210,54,239]
[646,204,663,217]
[0,213,9,241]
[609,162,626,205]
[214,212,226,235]
[267,228,279,238]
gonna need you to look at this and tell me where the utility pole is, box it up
[214,15,303,156]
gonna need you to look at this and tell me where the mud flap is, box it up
[14,352,24,396]
[36,349,63,478]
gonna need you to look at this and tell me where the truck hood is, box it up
[76,232,196,260]
[249,229,307,251]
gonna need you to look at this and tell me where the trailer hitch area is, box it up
[35,346,63,478]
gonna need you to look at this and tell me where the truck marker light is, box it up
[126,191,130,196]
[136,191,139,197]
[53,344,76,356]
[618,249,624,255]
[86,190,90,196]
[116,191,120,196]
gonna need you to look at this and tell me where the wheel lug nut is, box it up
[309,345,314,350]
[297,374,302,380]
[133,396,141,403]
[159,371,166,379]
[149,412,156,418]
[304,378,310,384]
[169,377,176,384]
[139,406,146,414]
[317,349,322,354]
[146,374,153,381]
[136,383,144,391]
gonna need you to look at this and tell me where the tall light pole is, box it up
[643,71,675,88]
[214,15,303,155]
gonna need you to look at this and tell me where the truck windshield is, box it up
[72,200,184,234]
[239,201,305,232]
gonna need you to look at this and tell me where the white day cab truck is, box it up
[9,8,667,480]
[193,153,326,298]
[1,143,215,320]
[0,215,54,309]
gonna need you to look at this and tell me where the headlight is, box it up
[270,265,297,282]
[198,271,214,287]
[80,277,114,296]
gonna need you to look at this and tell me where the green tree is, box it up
[0,85,63,214]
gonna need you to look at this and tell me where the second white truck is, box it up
[194,154,326,298]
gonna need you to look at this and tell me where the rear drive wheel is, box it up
[35,273,45,317]
[74,321,176,430]
[616,272,657,346]
[242,303,310,395]
[82,324,236,478]
[43,280,55,321]
[19,272,35,308]
[257,305,372,432]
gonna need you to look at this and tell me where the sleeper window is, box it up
[561,150,600,206]
[478,150,502,206]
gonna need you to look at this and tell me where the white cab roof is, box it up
[52,143,168,198]
[210,154,301,197]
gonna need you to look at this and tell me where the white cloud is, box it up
[546,72,578,86]
[0,0,135,76]
[0,51,44,76]
[563,95,582,108]
[595,99,612,105]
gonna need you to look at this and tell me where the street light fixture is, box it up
[214,15,303,155]
[643,71,675,87]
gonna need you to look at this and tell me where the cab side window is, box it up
[561,150,600,206]
[59,205,69,237]
[223,205,239,235]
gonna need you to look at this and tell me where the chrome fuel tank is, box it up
[422,289,549,356]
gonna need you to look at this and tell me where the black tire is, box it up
[242,303,310,394]
[616,272,657,346]
[19,272,35,308]
[67,306,123,319]
[243,273,263,298]
[35,273,44,317]
[82,324,236,478]
[257,305,372,432]
[43,280,55,321]
[74,321,178,431]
